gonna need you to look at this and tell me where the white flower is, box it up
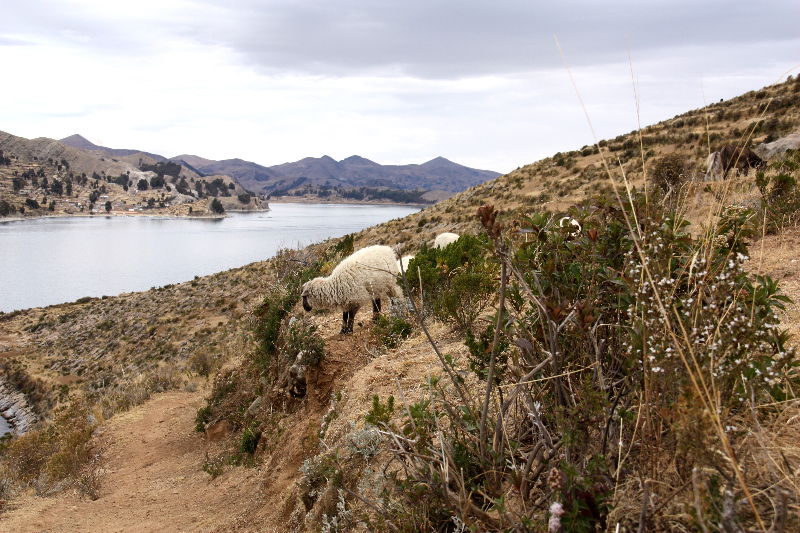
[549,502,565,533]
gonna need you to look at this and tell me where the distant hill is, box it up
[170,154,501,193]
[55,135,503,196]
[59,134,168,163]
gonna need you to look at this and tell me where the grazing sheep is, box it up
[396,255,415,274]
[704,151,724,182]
[719,144,765,179]
[301,245,402,334]
[434,232,460,249]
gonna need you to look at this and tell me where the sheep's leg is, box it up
[372,298,381,323]
[341,305,358,334]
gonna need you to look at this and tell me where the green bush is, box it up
[357,192,797,531]
[755,148,800,233]
[373,315,412,348]
[240,425,260,454]
[250,249,323,367]
[405,234,498,330]
[284,320,325,366]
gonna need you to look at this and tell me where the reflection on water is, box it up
[0,203,420,312]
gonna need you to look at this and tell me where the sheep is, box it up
[396,255,415,274]
[434,232,459,249]
[301,245,402,334]
[704,151,723,182]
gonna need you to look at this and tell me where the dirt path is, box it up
[0,390,266,533]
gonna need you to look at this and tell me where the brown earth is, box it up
[0,309,467,532]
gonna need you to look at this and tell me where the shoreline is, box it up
[0,208,269,223]
[267,198,432,207]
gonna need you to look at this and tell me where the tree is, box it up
[50,179,64,196]
[25,198,40,209]
[150,174,166,189]
[0,200,11,216]
[137,179,148,191]
[210,198,225,214]
[237,193,251,204]
[65,180,72,196]
[105,200,112,213]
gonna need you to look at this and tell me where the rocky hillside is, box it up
[0,132,266,219]
[350,75,800,251]
[1,76,799,532]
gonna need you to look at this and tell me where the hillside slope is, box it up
[1,76,799,532]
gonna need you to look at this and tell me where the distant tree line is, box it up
[139,161,182,178]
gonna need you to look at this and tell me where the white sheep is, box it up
[301,245,402,334]
[396,255,415,274]
[434,232,460,249]
[704,151,723,182]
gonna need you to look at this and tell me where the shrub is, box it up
[25,198,40,209]
[355,193,797,531]
[237,193,251,204]
[137,179,148,190]
[650,152,690,193]
[755,148,800,233]
[240,424,260,454]
[405,234,498,330]
[0,401,96,492]
[250,249,323,366]
[284,320,326,367]
[373,315,412,349]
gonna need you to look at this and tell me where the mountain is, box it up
[56,135,503,195]
[59,134,168,162]
[176,154,501,193]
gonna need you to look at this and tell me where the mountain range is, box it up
[58,135,500,194]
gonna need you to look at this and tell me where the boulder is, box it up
[758,132,800,159]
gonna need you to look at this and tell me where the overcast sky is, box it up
[1,1,797,173]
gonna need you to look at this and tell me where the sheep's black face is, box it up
[302,295,312,312]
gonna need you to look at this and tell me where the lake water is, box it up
[0,203,420,313]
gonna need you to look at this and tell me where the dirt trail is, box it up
[0,390,266,533]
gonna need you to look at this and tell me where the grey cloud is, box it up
[3,1,798,79]
[195,0,800,78]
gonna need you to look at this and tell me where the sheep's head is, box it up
[301,278,323,311]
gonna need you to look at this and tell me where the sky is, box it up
[1,1,798,174]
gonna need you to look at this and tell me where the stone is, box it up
[246,396,262,416]
[204,420,229,442]
[758,132,800,159]
[288,364,306,398]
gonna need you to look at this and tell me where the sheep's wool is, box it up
[434,232,459,249]
[302,245,402,311]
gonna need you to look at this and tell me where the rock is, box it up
[758,132,800,159]
[288,364,306,398]
[204,420,229,442]
[246,396,262,416]
[0,379,37,435]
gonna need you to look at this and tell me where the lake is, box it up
[0,203,421,313]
